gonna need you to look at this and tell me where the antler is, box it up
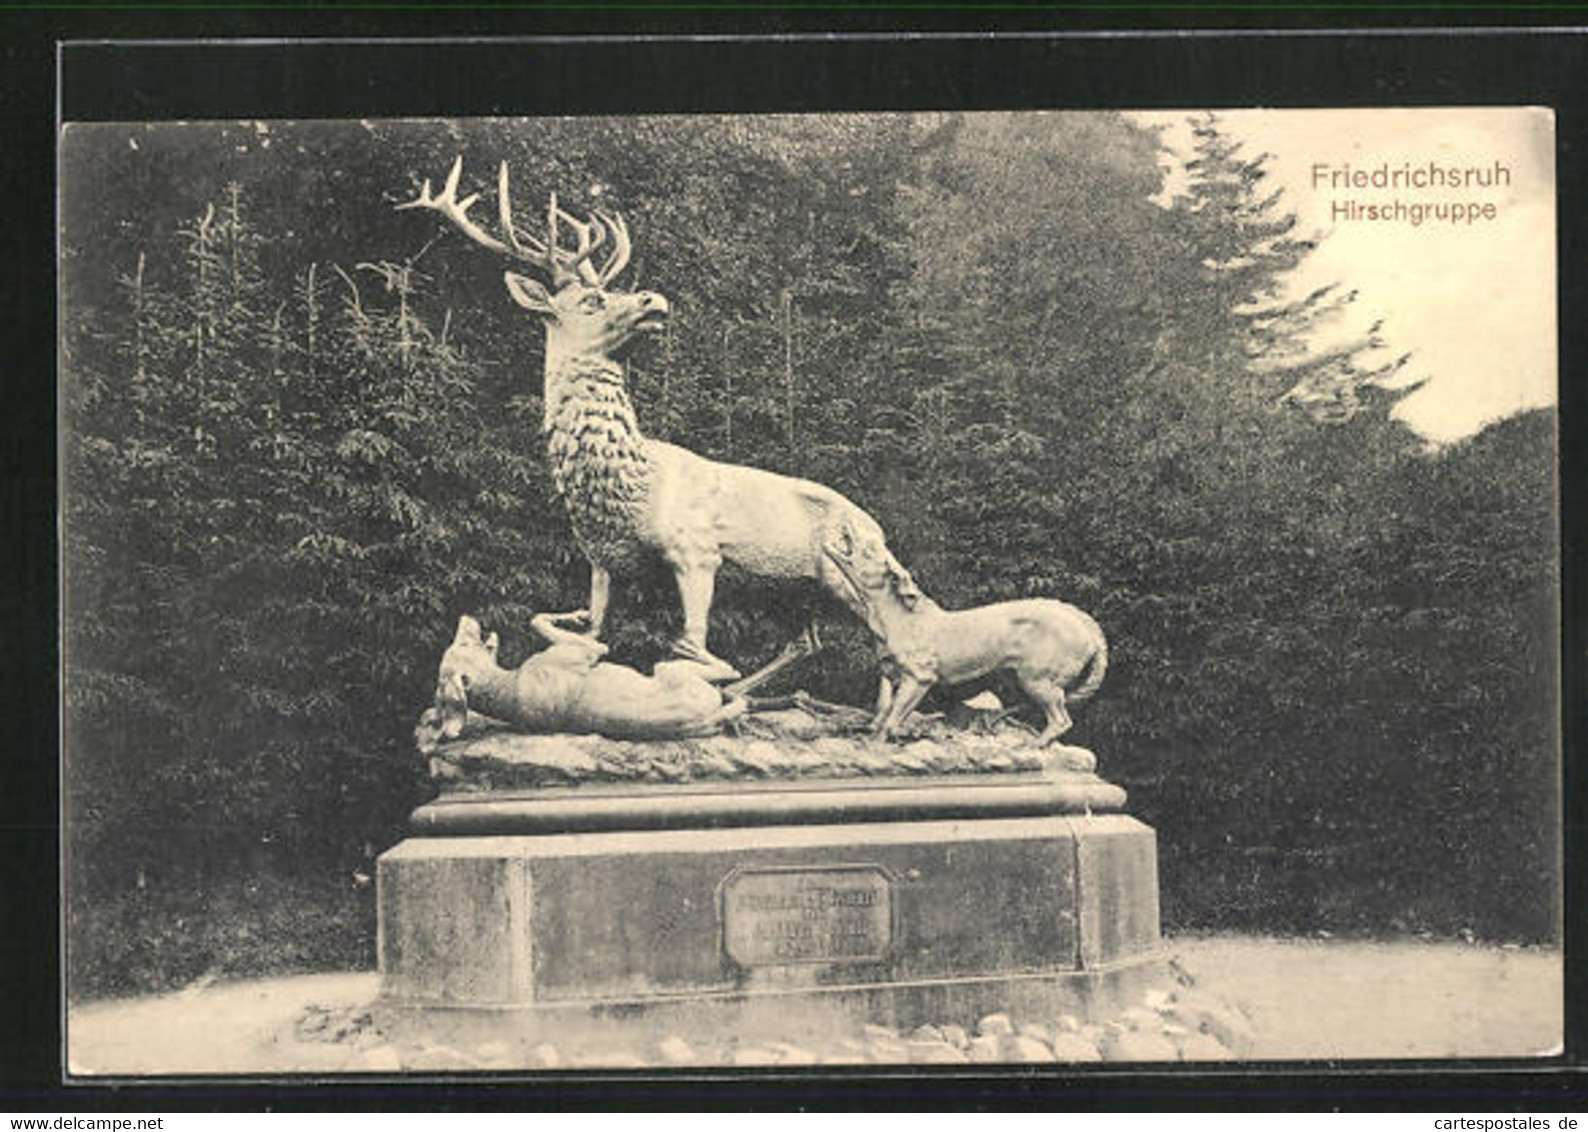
[591,209,632,286]
[549,196,607,287]
[398,156,631,289]
[397,157,546,269]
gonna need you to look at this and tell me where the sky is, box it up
[1132,108,1557,446]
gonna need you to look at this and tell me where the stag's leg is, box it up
[671,565,741,681]
[586,564,611,637]
[546,564,612,639]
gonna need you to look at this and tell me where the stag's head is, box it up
[398,157,669,361]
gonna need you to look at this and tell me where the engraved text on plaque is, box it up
[720,865,894,966]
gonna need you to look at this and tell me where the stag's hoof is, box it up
[670,639,741,683]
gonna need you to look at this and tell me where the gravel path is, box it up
[66,936,1561,1075]
[1168,935,1561,1061]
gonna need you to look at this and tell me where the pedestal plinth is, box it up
[378,755,1163,1034]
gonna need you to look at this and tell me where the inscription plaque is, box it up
[720,865,894,966]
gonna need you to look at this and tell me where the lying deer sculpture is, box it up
[400,158,911,682]
[823,530,1108,744]
[433,613,746,741]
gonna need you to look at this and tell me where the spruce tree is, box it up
[1168,113,1416,421]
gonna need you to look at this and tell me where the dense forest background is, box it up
[60,113,1560,998]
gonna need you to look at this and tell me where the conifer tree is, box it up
[1168,113,1416,421]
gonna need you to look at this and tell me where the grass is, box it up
[67,866,376,1002]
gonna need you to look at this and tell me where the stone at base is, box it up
[378,813,1160,1033]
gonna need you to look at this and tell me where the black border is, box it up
[10,13,1586,1112]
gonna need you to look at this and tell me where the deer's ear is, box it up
[504,271,555,314]
[484,631,500,659]
[893,568,923,610]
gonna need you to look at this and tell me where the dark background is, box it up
[6,15,1586,1112]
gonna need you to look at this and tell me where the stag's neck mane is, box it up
[540,349,652,559]
[543,351,645,446]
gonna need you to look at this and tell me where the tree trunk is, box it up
[721,321,733,449]
[783,289,796,447]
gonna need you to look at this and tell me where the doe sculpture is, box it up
[823,529,1108,744]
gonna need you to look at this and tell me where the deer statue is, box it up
[430,613,746,741]
[822,526,1109,745]
[399,157,913,683]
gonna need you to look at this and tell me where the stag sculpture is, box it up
[399,158,911,681]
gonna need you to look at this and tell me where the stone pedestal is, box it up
[378,768,1162,1035]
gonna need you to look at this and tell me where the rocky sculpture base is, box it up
[381,715,1163,1040]
[416,697,1108,789]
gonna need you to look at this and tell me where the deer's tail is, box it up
[1067,617,1109,705]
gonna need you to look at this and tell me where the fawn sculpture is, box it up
[399,158,910,682]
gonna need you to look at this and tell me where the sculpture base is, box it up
[409,769,1127,834]
[378,801,1161,1033]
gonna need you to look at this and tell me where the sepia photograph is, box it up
[58,104,1561,1076]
